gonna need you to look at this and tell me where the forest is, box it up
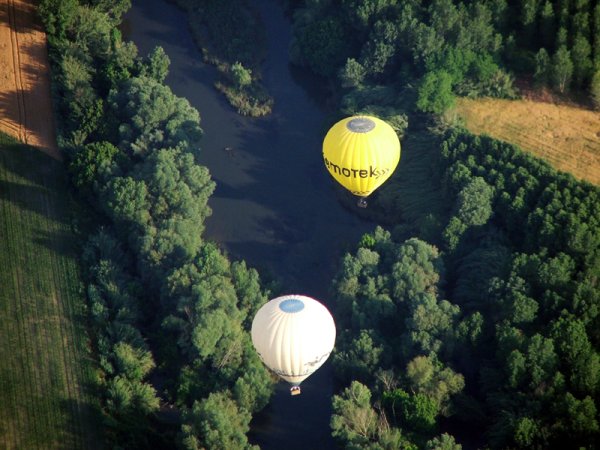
[37,0,599,449]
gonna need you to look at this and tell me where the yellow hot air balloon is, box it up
[251,295,336,395]
[323,115,401,207]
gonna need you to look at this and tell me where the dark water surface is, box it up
[124,1,373,448]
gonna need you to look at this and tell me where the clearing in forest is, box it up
[450,97,600,185]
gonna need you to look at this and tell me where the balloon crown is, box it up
[346,117,375,133]
[279,298,305,313]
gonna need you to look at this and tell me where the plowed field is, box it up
[0,0,58,159]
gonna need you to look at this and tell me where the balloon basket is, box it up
[357,197,368,208]
[290,386,302,396]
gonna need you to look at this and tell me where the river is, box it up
[123,1,373,448]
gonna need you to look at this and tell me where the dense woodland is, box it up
[36,0,599,449]
[39,0,274,448]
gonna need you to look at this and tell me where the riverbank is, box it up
[169,0,273,116]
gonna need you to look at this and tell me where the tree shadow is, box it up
[0,141,71,224]
[59,397,104,450]
[2,0,45,36]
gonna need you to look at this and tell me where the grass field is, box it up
[450,97,600,185]
[0,133,99,449]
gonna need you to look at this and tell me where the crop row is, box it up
[0,142,98,449]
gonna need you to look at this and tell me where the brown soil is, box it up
[0,0,60,160]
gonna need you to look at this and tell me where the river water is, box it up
[124,1,373,448]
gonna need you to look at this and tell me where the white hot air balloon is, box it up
[251,295,336,395]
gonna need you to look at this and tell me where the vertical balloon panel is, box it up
[251,295,336,393]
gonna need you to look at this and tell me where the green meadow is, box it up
[0,133,99,449]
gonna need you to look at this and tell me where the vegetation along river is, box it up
[124,0,373,448]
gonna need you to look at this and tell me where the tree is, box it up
[101,176,150,231]
[591,70,600,110]
[539,1,555,49]
[112,341,155,381]
[456,177,494,227]
[383,388,439,433]
[405,294,460,354]
[534,48,551,85]
[232,348,274,413]
[69,141,121,193]
[426,433,462,450]
[72,5,113,58]
[333,329,384,382]
[230,62,252,88]
[405,355,465,415]
[331,381,379,447]
[520,0,539,44]
[571,34,593,87]
[593,4,600,70]
[339,58,367,88]
[291,17,351,77]
[109,76,203,157]
[558,393,599,442]
[360,20,400,76]
[38,0,78,40]
[84,0,131,24]
[391,238,444,303]
[181,392,254,450]
[142,46,170,83]
[551,46,573,92]
[416,70,455,114]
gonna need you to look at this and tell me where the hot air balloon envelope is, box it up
[251,295,336,393]
[322,115,401,198]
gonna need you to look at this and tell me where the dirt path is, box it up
[0,0,60,160]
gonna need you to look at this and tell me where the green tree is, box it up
[84,0,131,24]
[391,238,444,302]
[109,76,203,156]
[339,58,367,88]
[181,392,254,450]
[539,1,555,48]
[534,48,551,85]
[405,355,465,415]
[69,141,121,193]
[426,433,462,450]
[71,6,113,58]
[593,4,600,69]
[551,46,573,92]
[101,176,150,231]
[292,17,351,77]
[333,329,384,382]
[142,46,170,83]
[591,70,600,109]
[230,62,252,88]
[571,34,593,87]
[405,294,460,354]
[383,388,439,433]
[360,20,400,76]
[558,393,599,442]
[416,70,455,114]
[331,381,379,447]
[232,348,274,413]
[38,0,78,40]
[520,0,540,43]
[456,177,494,227]
[113,342,155,381]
